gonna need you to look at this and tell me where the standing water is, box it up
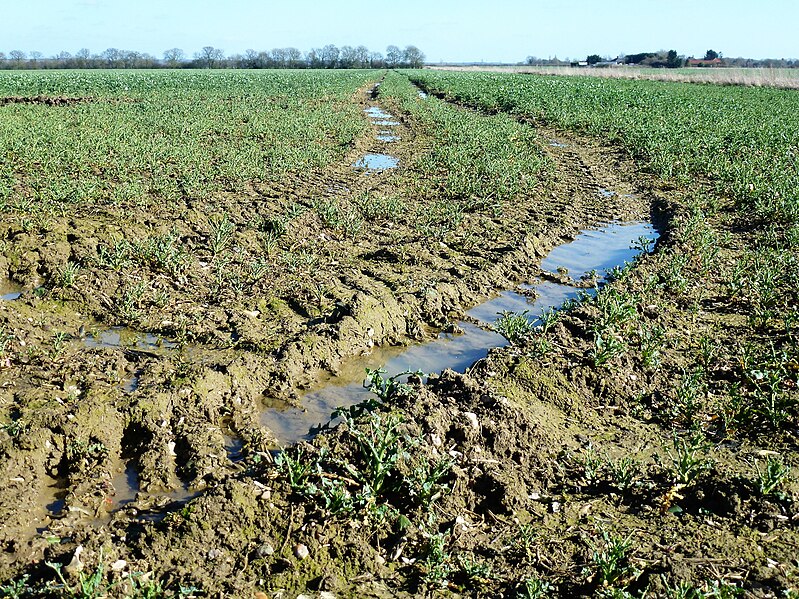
[262,220,658,444]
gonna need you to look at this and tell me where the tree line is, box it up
[525,49,799,69]
[0,44,426,70]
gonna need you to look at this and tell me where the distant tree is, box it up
[101,48,122,68]
[196,46,224,68]
[704,49,719,61]
[285,47,303,68]
[339,45,356,68]
[320,44,339,68]
[586,54,602,65]
[9,50,26,68]
[369,51,384,68]
[403,45,425,68]
[306,48,322,68]
[29,51,43,67]
[385,45,402,67]
[666,49,682,68]
[269,47,288,68]
[163,48,184,68]
[0,52,6,63]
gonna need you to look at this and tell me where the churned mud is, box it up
[1,75,795,598]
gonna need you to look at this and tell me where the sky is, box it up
[2,0,796,63]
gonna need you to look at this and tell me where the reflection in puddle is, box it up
[598,188,616,198]
[261,221,659,445]
[84,326,176,352]
[0,280,23,301]
[418,90,428,99]
[223,434,244,462]
[354,153,399,171]
[377,132,399,142]
[549,140,568,148]
[373,119,400,126]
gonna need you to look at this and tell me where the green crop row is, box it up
[0,70,378,217]
[408,70,799,227]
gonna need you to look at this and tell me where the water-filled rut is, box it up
[261,220,658,444]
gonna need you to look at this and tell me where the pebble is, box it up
[464,412,480,430]
[207,548,223,560]
[551,501,561,513]
[256,543,274,558]
[293,543,309,560]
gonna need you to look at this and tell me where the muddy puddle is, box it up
[0,280,23,301]
[83,326,176,353]
[261,220,658,444]
[353,153,399,171]
[354,103,401,171]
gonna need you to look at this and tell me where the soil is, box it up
[0,79,796,598]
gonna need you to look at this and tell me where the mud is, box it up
[1,75,794,598]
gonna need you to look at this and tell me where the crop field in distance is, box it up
[0,67,797,598]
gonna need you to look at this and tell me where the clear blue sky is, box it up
[3,0,796,63]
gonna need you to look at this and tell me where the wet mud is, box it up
[1,76,793,598]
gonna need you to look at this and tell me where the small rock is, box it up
[293,543,309,560]
[431,433,442,448]
[207,548,223,560]
[464,412,479,430]
[551,501,561,513]
[256,543,274,558]
[167,441,177,457]
[110,559,127,571]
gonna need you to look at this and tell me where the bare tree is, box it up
[320,44,339,68]
[403,45,425,68]
[385,45,402,67]
[163,48,184,68]
[196,46,224,68]
[9,50,27,68]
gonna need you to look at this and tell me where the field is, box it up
[0,69,797,598]
[431,65,799,90]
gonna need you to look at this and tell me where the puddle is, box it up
[365,106,393,120]
[223,434,244,462]
[354,153,399,171]
[598,188,616,198]
[261,220,658,445]
[1,280,23,301]
[377,132,399,142]
[549,140,568,148]
[418,90,428,99]
[121,372,140,393]
[109,463,139,509]
[106,462,200,518]
[373,119,400,126]
[84,326,176,352]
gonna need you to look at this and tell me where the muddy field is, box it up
[0,70,797,598]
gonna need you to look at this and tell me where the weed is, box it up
[207,213,235,255]
[586,530,642,590]
[50,331,70,360]
[591,330,626,366]
[607,455,641,492]
[667,432,712,486]
[755,456,791,498]
[519,576,553,598]
[405,453,453,508]
[420,531,453,585]
[46,550,116,598]
[639,323,664,370]
[274,447,314,492]
[343,411,405,495]
[118,281,148,323]
[56,261,82,288]
[494,310,536,345]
